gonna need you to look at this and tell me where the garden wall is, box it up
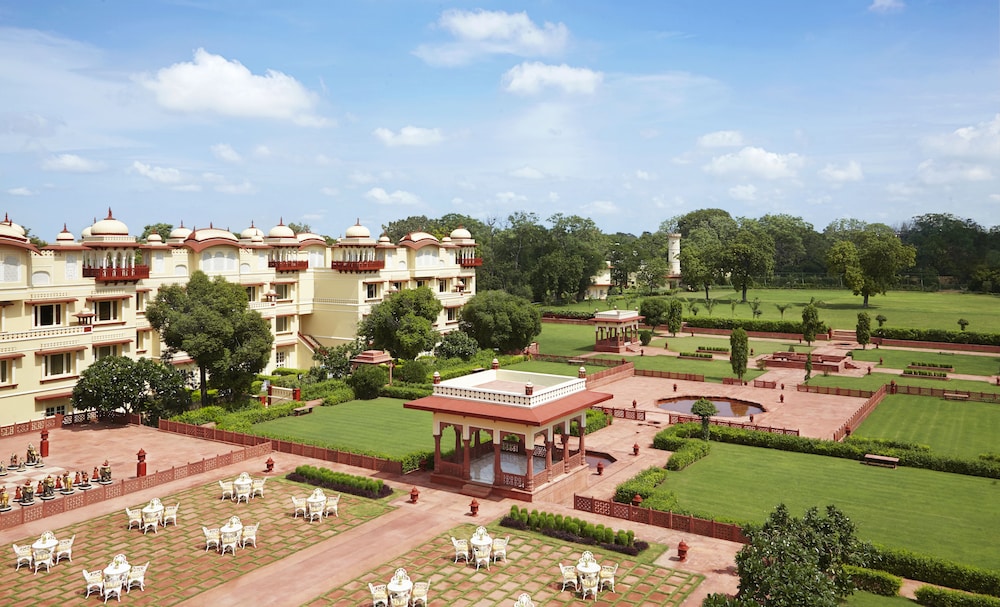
[0,441,271,531]
[573,494,748,544]
[872,337,1000,354]
[684,326,829,341]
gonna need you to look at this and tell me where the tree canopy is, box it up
[358,286,442,360]
[459,290,541,354]
[146,270,273,403]
[825,222,917,307]
[730,327,748,380]
[72,356,191,420]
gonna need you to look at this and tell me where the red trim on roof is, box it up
[0,353,25,360]
[404,390,612,426]
[92,338,132,347]
[34,390,73,402]
[25,298,76,305]
[271,280,297,285]
[86,294,132,302]
[35,345,87,356]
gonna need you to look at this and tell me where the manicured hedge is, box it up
[914,586,1000,607]
[869,544,1000,598]
[613,466,669,504]
[569,408,612,436]
[698,346,730,353]
[379,383,433,400]
[679,351,714,359]
[287,464,393,499]
[652,423,1000,480]
[682,317,826,334]
[910,362,954,369]
[876,327,1000,347]
[541,310,595,320]
[845,565,902,596]
[665,439,711,471]
[902,369,948,378]
[500,505,649,556]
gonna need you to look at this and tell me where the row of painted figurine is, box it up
[0,464,114,509]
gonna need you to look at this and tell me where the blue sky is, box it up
[1,0,998,241]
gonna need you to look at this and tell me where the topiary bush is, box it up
[845,565,902,596]
[346,364,388,399]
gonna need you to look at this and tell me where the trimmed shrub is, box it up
[613,466,668,503]
[845,565,902,596]
[569,408,612,436]
[346,364,387,399]
[499,507,650,556]
[869,544,1000,598]
[398,359,430,384]
[914,586,1000,607]
[683,317,826,334]
[875,327,1000,347]
[665,439,711,471]
[679,351,714,359]
[287,464,393,499]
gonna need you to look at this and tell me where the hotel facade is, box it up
[0,210,480,426]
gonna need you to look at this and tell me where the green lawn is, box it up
[533,321,600,356]
[805,373,1000,394]
[662,441,1000,569]
[852,394,1000,459]
[631,355,765,383]
[844,591,915,606]
[252,398,437,456]
[650,334,814,356]
[850,347,1000,377]
[564,288,1000,333]
[505,360,607,376]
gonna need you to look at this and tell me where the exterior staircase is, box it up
[831,329,857,342]
[460,483,493,499]
[298,333,323,354]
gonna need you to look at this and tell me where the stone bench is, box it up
[943,392,969,401]
[863,454,899,469]
[293,399,323,416]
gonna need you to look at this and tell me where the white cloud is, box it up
[215,180,257,195]
[510,166,545,179]
[131,160,183,183]
[253,145,272,158]
[414,9,568,66]
[41,153,105,173]
[990,194,1000,202]
[634,169,652,181]
[315,154,339,166]
[496,191,527,204]
[640,128,660,139]
[698,130,744,148]
[886,182,921,199]
[703,146,804,179]
[365,187,420,205]
[728,184,757,200]
[583,200,618,214]
[916,159,993,184]
[349,171,375,184]
[819,160,864,182]
[923,114,1000,159]
[451,197,464,205]
[373,126,444,147]
[502,62,602,95]
[7,187,34,196]
[869,0,905,13]
[211,143,242,163]
[137,48,330,126]
[320,187,338,197]
[172,184,202,192]
[548,192,560,202]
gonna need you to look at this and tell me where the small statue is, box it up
[80,471,89,485]
[26,443,38,465]
[74,471,81,485]
[36,480,44,496]
[93,466,99,481]
[62,473,72,492]
[55,475,62,490]
[43,475,55,497]
[21,480,34,502]
[0,486,8,508]
[0,461,6,475]
[14,485,21,502]
[9,453,16,467]
[99,460,112,483]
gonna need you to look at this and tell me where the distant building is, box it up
[585,233,681,299]
[0,210,478,425]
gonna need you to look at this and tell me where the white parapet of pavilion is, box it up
[432,369,586,408]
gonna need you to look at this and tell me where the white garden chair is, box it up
[162,503,179,526]
[32,547,53,574]
[410,581,430,607]
[56,534,75,563]
[368,582,389,607]
[126,561,149,592]
[234,483,252,504]
[559,563,578,591]
[141,509,159,534]
[599,562,618,592]
[103,571,127,603]
[307,498,325,522]
[220,529,240,555]
[125,507,142,530]
[512,593,536,607]
[451,537,470,563]
[325,493,341,517]
[202,527,221,552]
[251,477,266,498]
[83,568,104,598]
[240,522,259,548]
[580,572,599,600]
[291,496,307,518]
[219,480,234,500]
[491,535,509,562]
[13,543,33,570]
[473,545,490,571]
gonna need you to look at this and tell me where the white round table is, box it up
[470,534,493,553]
[104,560,130,578]
[387,577,413,597]
[32,536,58,552]
[576,560,600,579]
[142,503,164,525]
[221,520,243,535]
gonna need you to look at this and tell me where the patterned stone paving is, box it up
[2,477,393,607]
[303,523,703,607]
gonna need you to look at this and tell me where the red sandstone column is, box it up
[433,434,442,470]
[544,437,553,477]
[493,441,502,487]
[578,414,587,461]
[462,438,472,481]
[525,436,534,491]
[40,429,49,458]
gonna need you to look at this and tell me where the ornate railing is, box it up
[82,265,150,282]
[331,260,385,272]
[574,494,748,544]
[268,260,308,272]
[458,257,483,267]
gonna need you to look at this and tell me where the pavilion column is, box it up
[493,440,502,488]
[453,424,461,458]
[578,414,587,461]
[544,432,553,479]
[433,433,442,470]
[561,422,570,463]
[462,436,472,481]
[524,433,534,491]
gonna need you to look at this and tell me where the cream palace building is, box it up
[0,210,480,425]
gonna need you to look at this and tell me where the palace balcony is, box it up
[82,265,150,283]
[458,257,483,267]
[331,260,385,272]
[268,260,309,272]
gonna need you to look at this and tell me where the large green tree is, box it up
[856,312,871,349]
[721,220,775,302]
[639,297,670,328]
[825,222,917,307]
[728,504,863,607]
[666,298,684,336]
[146,270,273,403]
[801,302,822,346]
[730,327,749,380]
[72,356,191,419]
[358,286,442,360]
[459,290,541,353]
